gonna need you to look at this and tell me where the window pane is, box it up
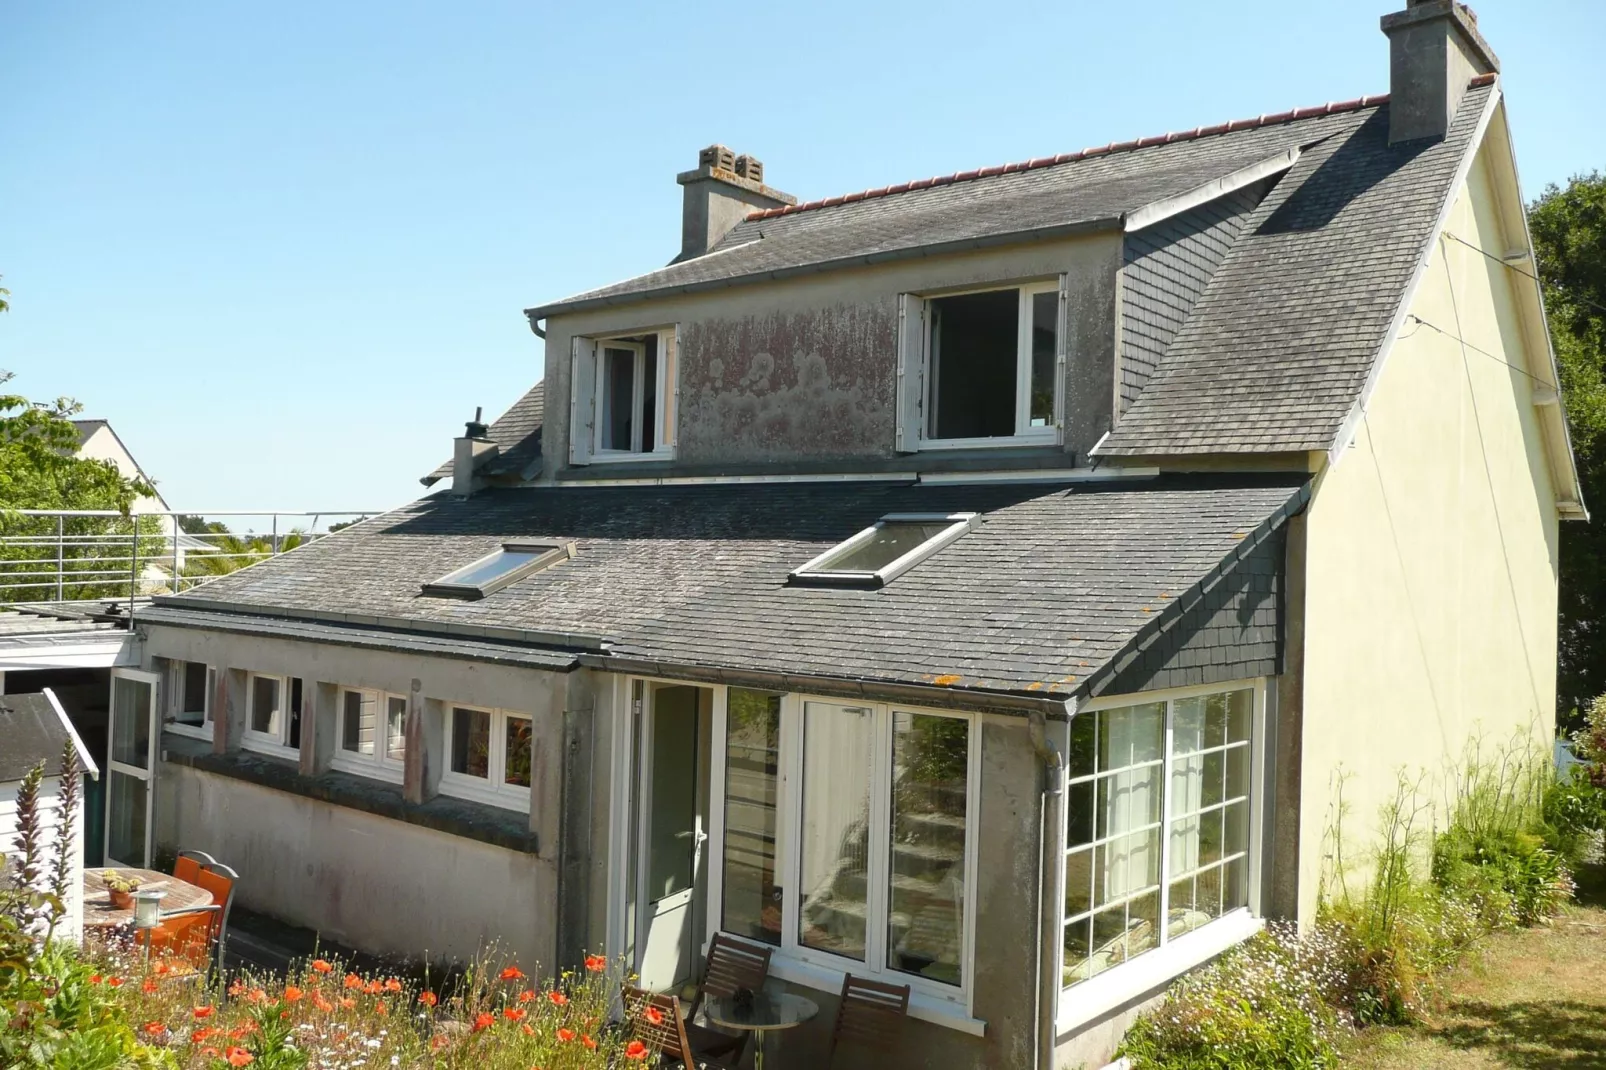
[722,689,783,946]
[814,522,954,574]
[1063,917,1093,986]
[798,702,873,962]
[1224,799,1250,858]
[436,548,543,589]
[504,716,532,788]
[111,677,152,767]
[288,678,303,750]
[107,769,148,865]
[602,346,637,451]
[386,696,408,762]
[1068,714,1095,778]
[451,707,491,778]
[1096,767,1161,839]
[1226,744,1250,801]
[1173,696,1206,756]
[1098,703,1163,770]
[250,676,279,736]
[1201,750,1225,808]
[1029,290,1057,427]
[341,690,375,754]
[888,712,969,986]
[640,343,657,452]
[649,688,698,899]
[1170,751,1204,818]
[928,289,1018,439]
[1226,689,1253,744]
[1066,779,1094,848]
[1064,847,1093,917]
[178,662,208,724]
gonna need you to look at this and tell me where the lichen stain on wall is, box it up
[679,303,896,464]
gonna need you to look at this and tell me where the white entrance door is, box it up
[635,683,706,991]
[105,668,160,867]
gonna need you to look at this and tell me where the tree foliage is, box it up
[1531,173,1606,728]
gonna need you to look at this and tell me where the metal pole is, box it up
[128,517,139,618]
[171,514,180,594]
[56,515,65,602]
[272,515,279,556]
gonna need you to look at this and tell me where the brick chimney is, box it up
[1381,1,1499,144]
[451,408,498,497]
[675,144,796,261]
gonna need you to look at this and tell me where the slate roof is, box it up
[153,477,1307,700]
[422,381,545,486]
[0,692,74,782]
[1098,83,1494,456]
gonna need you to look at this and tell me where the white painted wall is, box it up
[1,774,88,942]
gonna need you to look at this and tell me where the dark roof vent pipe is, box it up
[451,406,500,498]
[1381,0,1498,144]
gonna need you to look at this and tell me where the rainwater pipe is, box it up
[1029,702,1069,1070]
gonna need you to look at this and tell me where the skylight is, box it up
[422,542,573,600]
[789,513,980,588]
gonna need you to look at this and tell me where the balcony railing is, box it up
[0,510,381,611]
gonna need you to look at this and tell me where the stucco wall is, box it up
[543,233,1123,475]
[1295,144,1561,919]
[155,764,545,966]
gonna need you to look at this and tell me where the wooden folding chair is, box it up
[684,933,772,1060]
[623,985,739,1070]
[824,975,909,1068]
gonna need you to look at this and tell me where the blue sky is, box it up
[2,1,1601,515]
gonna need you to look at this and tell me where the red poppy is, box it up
[193,1006,215,1020]
[417,991,438,1007]
[313,995,333,1013]
[499,966,526,982]
[106,977,123,988]
[201,1047,220,1058]
[142,980,159,994]
[520,1023,535,1036]
[339,997,356,1010]
[88,974,102,984]
[343,973,363,990]
[546,991,568,1006]
[431,1034,451,1051]
[384,978,402,993]
[625,1040,650,1061]
[518,989,535,1003]
[584,954,607,972]
[283,985,303,1002]
[228,979,244,997]
[643,1005,664,1026]
[556,1028,576,1043]
[226,1046,254,1067]
[580,1034,597,1050]
[192,1027,218,1043]
[143,1021,166,1036]
[473,1012,496,1033]
[310,959,333,974]
[503,1007,527,1022]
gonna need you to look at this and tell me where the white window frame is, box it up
[440,702,534,811]
[165,660,215,742]
[572,327,678,465]
[905,278,1067,452]
[242,672,300,758]
[422,541,574,600]
[1054,677,1268,1034]
[788,513,980,588]
[703,688,985,1032]
[329,686,408,783]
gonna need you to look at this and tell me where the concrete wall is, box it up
[544,232,1124,476]
[155,763,544,965]
[1294,144,1561,919]
[141,623,583,971]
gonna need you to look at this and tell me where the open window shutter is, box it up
[895,294,926,453]
[569,336,595,465]
[1054,274,1070,447]
[661,327,678,450]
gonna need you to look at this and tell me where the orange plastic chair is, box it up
[172,849,217,886]
[139,904,223,973]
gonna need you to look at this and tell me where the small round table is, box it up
[82,867,212,930]
[703,991,819,1070]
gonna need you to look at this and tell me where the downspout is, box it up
[1029,704,1068,1070]
[526,314,547,340]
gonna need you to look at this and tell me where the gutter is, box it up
[524,217,1121,321]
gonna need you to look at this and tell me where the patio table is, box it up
[703,990,819,1070]
[82,867,211,930]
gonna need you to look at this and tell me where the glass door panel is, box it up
[105,669,159,867]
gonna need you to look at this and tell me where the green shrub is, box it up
[1432,826,1573,927]
[1540,766,1606,864]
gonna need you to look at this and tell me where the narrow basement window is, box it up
[789,513,980,589]
[422,541,574,600]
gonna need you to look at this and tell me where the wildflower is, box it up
[643,1005,664,1026]
[343,973,363,990]
[310,959,333,974]
[142,979,159,993]
[431,1034,451,1051]
[556,1028,575,1043]
[625,1040,650,1061]
[106,976,123,988]
[339,997,355,1010]
[283,985,304,1002]
[584,954,606,972]
[225,1046,254,1066]
[500,965,527,982]
[228,980,245,997]
[193,1027,218,1042]
[384,977,402,993]
[417,991,438,1007]
[201,1047,220,1058]
[473,1012,496,1032]
[518,989,535,1003]
[374,1001,389,1017]
[503,1007,527,1022]
[154,961,171,976]
[313,996,333,1013]
[247,988,267,1004]
[143,1021,166,1036]
[363,980,382,995]
[580,1034,597,1050]
[547,990,569,1006]
[520,1023,535,1036]
[194,1006,215,1020]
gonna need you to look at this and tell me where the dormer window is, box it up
[422,542,573,600]
[569,327,678,465]
[789,513,980,588]
[896,280,1067,452]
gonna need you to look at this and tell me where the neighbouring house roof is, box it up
[148,476,1308,703]
[68,417,169,510]
[421,381,545,487]
[0,690,96,782]
[71,418,109,450]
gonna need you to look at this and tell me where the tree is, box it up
[1530,172,1606,729]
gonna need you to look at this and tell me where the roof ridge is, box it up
[747,74,1496,224]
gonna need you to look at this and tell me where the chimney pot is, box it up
[675,144,797,262]
[699,144,737,173]
[734,155,764,184]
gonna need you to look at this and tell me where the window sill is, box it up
[918,433,1057,452]
[165,722,212,743]
[765,952,985,1037]
[588,450,676,465]
[160,732,538,854]
[1056,910,1262,1036]
[438,775,531,813]
[240,737,299,761]
[328,757,404,785]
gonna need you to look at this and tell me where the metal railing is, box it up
[0,510,383,612]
